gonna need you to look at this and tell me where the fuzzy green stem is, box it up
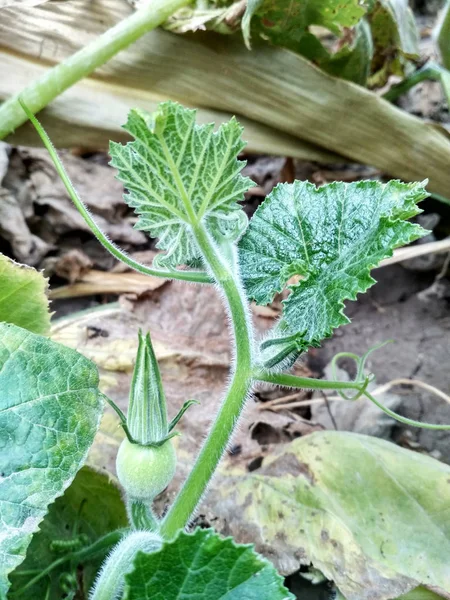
[90,531,161,600]
[21,102,212,285]
[254,370,365,392]
[0,0,190,140]
[161,225,253,538]
[128,500,160,532]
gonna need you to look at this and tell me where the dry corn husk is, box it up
[1,0,450,195]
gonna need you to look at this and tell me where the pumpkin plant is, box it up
[1,101,449,599]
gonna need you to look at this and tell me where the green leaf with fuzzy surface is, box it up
[0,323,102,597]
[239,180,427,358]
[109,102,253,269]
[124,528,294,600]
[0,254,50,334]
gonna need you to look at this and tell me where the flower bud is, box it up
[127,330,168,445]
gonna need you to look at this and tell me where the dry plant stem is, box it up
[0,0,190,139]
[379,237,450,267]
[372,378,450,406]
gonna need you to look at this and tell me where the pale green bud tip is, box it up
[127,330,168,445]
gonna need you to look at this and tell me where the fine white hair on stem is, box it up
[90,531,162,600]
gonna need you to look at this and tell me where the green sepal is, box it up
[168,399,199,432]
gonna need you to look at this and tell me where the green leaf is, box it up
[109,102,253,269]
[0,254,51,334]
[207,431,450,600]
[368,0,419,87]
[0,323,102,597]
[318,20,374,85]
[124,528,294,600]
[9,467,127,599]
[239,180,427,358]
[242,0,368,50]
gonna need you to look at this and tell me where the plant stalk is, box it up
[161,224,253,538]
[254,370,365,391]
[90,531,161,600]
[383,62,450,105]
[0,0,190,140]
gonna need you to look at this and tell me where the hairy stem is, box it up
[161,225,253,538]
[254,370,366,391]
[0,0,190,140]
[128,500,160,532]
[21,102,212,285]
[90,531,161,600]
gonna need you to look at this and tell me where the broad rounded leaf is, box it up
[109,102,253,268]
[0,323,102,596]
[208,432,450,600]
[124,528,294,600]
[239,180,427,354]
[9,467,127,599]
[0,254,50,334]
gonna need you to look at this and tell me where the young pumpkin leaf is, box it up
[9,467,127,599]
[239,180,427,359]
[0,323,102,597]
[124,528,294,600]
[109,102,253,269]
[207,432,450,600]
[0,254,51,334]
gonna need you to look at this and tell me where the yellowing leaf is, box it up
[0,254,50,334]
[207,432,450,600]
